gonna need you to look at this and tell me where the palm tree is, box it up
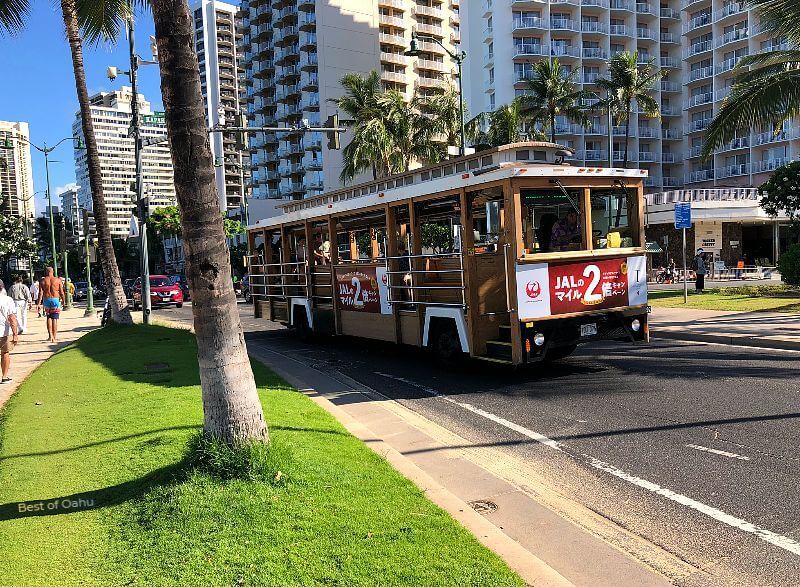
[701,0,800,159]
[379,89,439,174]
[330,71,387,181]
[595,52,664,168]
[150,0,268,445]
[0,0,134,324]
[422,85,464,154]
[467,98,545,149]
[518,58,590,144]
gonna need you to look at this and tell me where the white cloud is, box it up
[54,182,79,196]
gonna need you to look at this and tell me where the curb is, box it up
[652,330,800,352]
[253,347,574,587]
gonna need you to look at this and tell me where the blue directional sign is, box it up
[674,202,692,229]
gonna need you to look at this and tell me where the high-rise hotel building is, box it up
[239,0,462,201]
[0,120,35,223]
[72,87,176,238]
[463,0,799,191]
[192,0,248,211]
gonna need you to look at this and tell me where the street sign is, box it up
[142,112,165,125]
[674,201,692,229]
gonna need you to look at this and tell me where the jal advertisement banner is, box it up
[336,266,391,314]
[516,256,647,320]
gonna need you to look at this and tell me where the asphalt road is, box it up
[158,301,800,587]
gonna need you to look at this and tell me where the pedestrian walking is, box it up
[693,248,707,293]
[37,267,66,344]
[0,279,20,384]
[9,275,32,335]
[29,278,41,317]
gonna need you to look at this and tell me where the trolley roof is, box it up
[251,142,648,230]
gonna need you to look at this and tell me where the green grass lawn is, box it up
[649,287,800,313]
[0,325,523,587]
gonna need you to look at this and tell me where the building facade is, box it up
[462,0,799,193]
[192,0,248,211]
[72,87,176,238]
[239,0,462,202]
[0,121,35,223]
[59,184,81,236]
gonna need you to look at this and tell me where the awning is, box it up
[645,241,663,253]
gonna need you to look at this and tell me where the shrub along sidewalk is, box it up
[0,325,523,587]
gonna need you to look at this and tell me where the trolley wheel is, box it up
[432,327,464,366]
[176,303,183,309]
[544,344,577,362]
[293,308,314,342]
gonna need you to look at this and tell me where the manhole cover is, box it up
[469,500,498,515]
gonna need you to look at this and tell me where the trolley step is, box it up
[485,339,513,361]
[473,355,513,365]
[497,325,512,342]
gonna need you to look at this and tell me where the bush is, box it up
[718,285,793,297]
[779,244,800,286]
[185,432,292,483]
[759,160,800,221]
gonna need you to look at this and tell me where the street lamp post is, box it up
[405,33,467,157]
[107,13,158,324]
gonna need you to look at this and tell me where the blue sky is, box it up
[0,3,164,216]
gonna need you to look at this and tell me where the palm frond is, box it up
[0,0,31,34]
[747,0,800,45]
[76,0,133,44]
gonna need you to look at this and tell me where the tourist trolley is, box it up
[246,142,649,365]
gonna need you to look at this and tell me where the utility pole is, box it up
[82,208,95,316]
[44,147,59,277]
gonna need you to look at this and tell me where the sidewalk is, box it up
[0,304,98,411]
[649,307,800,351]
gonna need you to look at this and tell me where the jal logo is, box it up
[525,281,542,299]
[381,273,388,285]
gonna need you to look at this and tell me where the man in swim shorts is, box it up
[37,267,66,343]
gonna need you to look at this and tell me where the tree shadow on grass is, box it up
[73,323,202,388]
[0,459,188,521]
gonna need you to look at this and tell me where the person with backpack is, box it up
[693,248,707,293]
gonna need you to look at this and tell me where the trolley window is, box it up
[520,188,586,254]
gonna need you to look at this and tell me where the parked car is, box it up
[168,274,191,302]
[133,275,184,310]
[73,281,90,301]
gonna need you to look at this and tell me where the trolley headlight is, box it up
[631,319,641,332]
[533,332,545,347]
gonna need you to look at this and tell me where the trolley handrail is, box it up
[384,250,467,309]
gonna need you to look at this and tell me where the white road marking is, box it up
[373,370,800,558]
[686,443,751,461]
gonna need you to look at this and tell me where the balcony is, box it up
[513,17,546,30]
[638,126,659,138]
[660,7,680,19]
[610,0,633,10]
[684,40,712,58]
[662,128,681,139]
[415,23,445,37]
[753,128,793,146]
[300,52,318,69]
[753,158,789,173]
[299,12,316,30]
[686,169,714,183]
[660,32,678,43]
[379,14,404,28]
[379,33,406,47]
[581,22,608,34]
[610,24,632,36]
[381,71,407,84]
[661,153,676,163]
[635,3,655,15]
[613,151,637,162]
[687,65,713,82]
[688,118,712,133]
[416,58,450,72]
[416,76,450,89]
[412,4,443,19]
[299,31,316,49]
[581,0,609,7]
[661,81,681,92]
[583,47,608,59]
[551,45,581,58]
[514,44,547,57]
[685,92,713,108]
[682,13,711,34]
[660,56,680,68]
[301,72,319,90]
[716,162,750,179]
[636,28,656,40]
[715,57,743,75]
[715,27,748,48]
[721,136,750,151]
[638,151,657,162]
[553,122,585,135]
[714,2,747,23]
[381,51,407,66]
[550,18,580,32]
[584,125,609,135]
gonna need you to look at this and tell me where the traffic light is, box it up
[325,113,340,150]
[82,209,97,242]
[0,137,12,149]
[236,113,248,151]
[75,136,85,150]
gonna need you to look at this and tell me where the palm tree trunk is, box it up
[623,101,631,168]
[151,0,268,444]
[60,0,132,324]
[550,111,556,144]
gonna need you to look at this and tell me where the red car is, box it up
[133,275,184,310]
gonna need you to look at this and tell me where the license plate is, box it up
[647,305,652,314]
[160,294,171,299]
[580,323,598,337]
